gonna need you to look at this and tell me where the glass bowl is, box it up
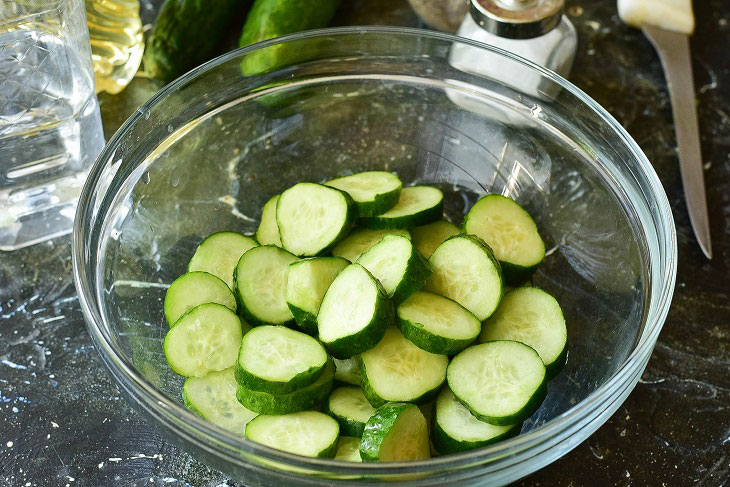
[72,27,676,486]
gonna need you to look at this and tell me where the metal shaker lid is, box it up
[470,0,564,39]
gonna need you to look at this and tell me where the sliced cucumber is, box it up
[356,235,432,305]
[360,327,448,407]
[286,257,349,334]
[360,402,430,462]
[396,291,481,355]
[432,386,520,454]
[234,245,298,326]
[277,182,355,256]
[317,264,392,359]
[325,171,403,217]
[183,368,257,434]
[425,234,503,321]
[448,341,546,425]
[245,411,339,458]
[480,287,567,377]
[164,272,237,326]
[463,194,545,285]
[326,386,376,438]
[334,357,362,386]
[236,360,335,415]
[188,232,258,289]
[332,228,411,262]
[256,194,282,246]
[361,186,444,229]
[164,303,243,377]
[410,221,460,259]
[235,326,328,394]
[335,436,362,462]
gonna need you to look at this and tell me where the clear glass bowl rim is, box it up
[72,26,677,476]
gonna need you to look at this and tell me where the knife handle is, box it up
[617,0,695,34]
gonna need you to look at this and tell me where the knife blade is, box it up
[618,0,712,259]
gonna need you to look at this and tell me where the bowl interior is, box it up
[83,28,662,483]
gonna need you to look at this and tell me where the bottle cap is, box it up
[470,0,564,39]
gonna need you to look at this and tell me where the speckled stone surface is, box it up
[1,0,729,486]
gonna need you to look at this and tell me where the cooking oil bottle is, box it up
[85,0,144,94]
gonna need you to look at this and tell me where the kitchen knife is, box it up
[618,0,712,259]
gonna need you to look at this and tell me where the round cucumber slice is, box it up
[245,411,339,458]
[360,402,430,462]
[463,194,545,285]
[332,228,411,262]
[286,257,349,335]
[183,368,257,434]
[164,271,237,326]
[326,171,403,217]
[236,360,335,415]
[396,291,481,355]
[335,436,362,462]
[410,220,460,259]
[447,341,547,425]
[361,186,443,229]
[188,231,258,289]
[356,235,432,305]
[256,194,282,246]
[480,287,567,377]
[432,386,520,454]
[234,245,298,326]
[317,264,392,359]
[326,386,376,438]
[277,182,355,256]
[425,234,503,321]
[235,326,328,394]
[360,327,448,407]
[164,303,243,377]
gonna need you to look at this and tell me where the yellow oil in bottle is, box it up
[85,0,144,94]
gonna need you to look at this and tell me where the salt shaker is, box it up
[450,0,577,98]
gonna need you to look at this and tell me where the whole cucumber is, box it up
[144,0,251,83]
[239,0,342,76]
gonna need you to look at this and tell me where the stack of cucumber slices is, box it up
[162,171,568,462]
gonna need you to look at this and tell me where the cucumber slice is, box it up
[245,411,339,458]
[479,287,567,377]
[359,403,430,462]
[286,257,349,334]
[164,272,237,326]
[256,195,282,246]
[463,194,545,285]
[448,341,547,425]
[335,436,362,462]
[360,327,448,407]
[317,264,392,359]
[235,326,328,394]
[234,245,298,326]
[425,234,503,321]
[325,171,403,217]
[361,186,444,229]
[183,368,257,434]
[410,221,460,259]
[332,228,411,262]
[236,360,335,415]
[396,291,481,355]
[432,386,520,454]
[326,386,376,438]
[277,182,355,256]
[188,232,258,289]
[333,357,362,386]
[164,303,243,377]
[356,235,432,305]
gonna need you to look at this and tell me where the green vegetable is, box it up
[359,402,430,462]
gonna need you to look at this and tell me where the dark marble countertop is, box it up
[1,0,729,485]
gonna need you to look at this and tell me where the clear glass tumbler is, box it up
[0,0,104,251]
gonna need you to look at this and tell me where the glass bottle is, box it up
[85,0,144,94]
